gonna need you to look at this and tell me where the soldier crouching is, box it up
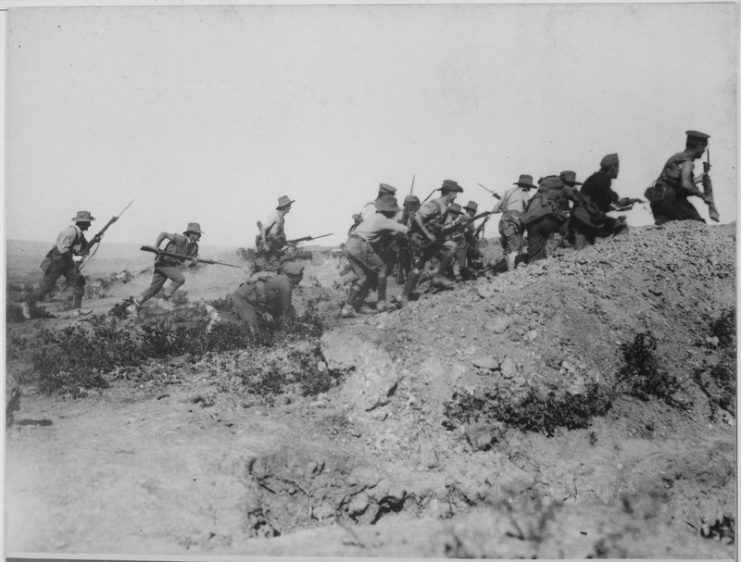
[231,261,304,334]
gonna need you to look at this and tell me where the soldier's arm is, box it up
[413,212,435,241]
[680,161,711,200]
[154,232,174,248]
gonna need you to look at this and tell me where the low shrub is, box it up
[28,301,326,395]
[710,309,736,348]
[617,332,689,409]
[443,383,613,438]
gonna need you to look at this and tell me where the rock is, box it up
[500,357,517,378]
[525,330,538,341]
[312,503,335,521]
[322,330,404,413]
[418,439,440,469]
[347,492,370,518]
[485,314,511,334]
[465,421,505,451]
[472,356,498,370]
[705,336,720,348]
[476,283,498,299]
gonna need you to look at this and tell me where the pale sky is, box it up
[3,1,739,248]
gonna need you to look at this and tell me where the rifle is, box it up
[410,175,415,196]
[609,198,645,212]
[702,148,720,222]
[421,210,493,250]
[140,245,241,268]
[477,183,502,200]
[285,232,333,245]
[421,188,438,204]
[78,200,134,271]
[474,205,499,238]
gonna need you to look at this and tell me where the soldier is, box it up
[258,195,294,258]
[132,223,202,309]
[521,175,579,263]
[22,210,100,319]
[347,213,363,235]
[648,130,717,224]
[359,183,397,222]
[460,200,485,278]
[395,194,421,284]
[445,203,470,281]
[493,174,536,271]
[567,160,631,250]
[231,262,304,334]
[403,179,464,298]
[342,195,409,317]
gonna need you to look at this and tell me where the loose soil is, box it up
[5,221,736,558]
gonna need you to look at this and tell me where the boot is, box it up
[73,294,92,316]
[342,285,362,318]
[403,270,421,300]
[505,252,517,272]
[357,303,377,315]
[376,300,390,313]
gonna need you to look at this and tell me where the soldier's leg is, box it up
[505,232,522,271]
[571,221,593,250]
[231,287,259,332]
[161,267,186,299]
[138,269,168,304]
[430,241,456,289]
[31,256,68,302]
[343,239,370,316]
[376,262,389,312]
[64,267,87,310]
[526,219,550,262]
[23,257,66,318]
[453,243,467,281]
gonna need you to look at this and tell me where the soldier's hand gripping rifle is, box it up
[78,200,134,271]
[140,245,241,268]
[702,148,720,222]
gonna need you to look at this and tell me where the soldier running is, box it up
[647,130,717,224]
[132,223,202,309]
[493,174,536,271]
[403,179,463,298]
[257,195,294,258]
[23,210,100,319]
[342,195,409,317]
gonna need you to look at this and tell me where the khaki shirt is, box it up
[352,212,409,245]
[55,225,86,255]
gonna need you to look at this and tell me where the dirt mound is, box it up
[5,222,736,557]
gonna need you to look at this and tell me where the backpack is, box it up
[520,181,568,225]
